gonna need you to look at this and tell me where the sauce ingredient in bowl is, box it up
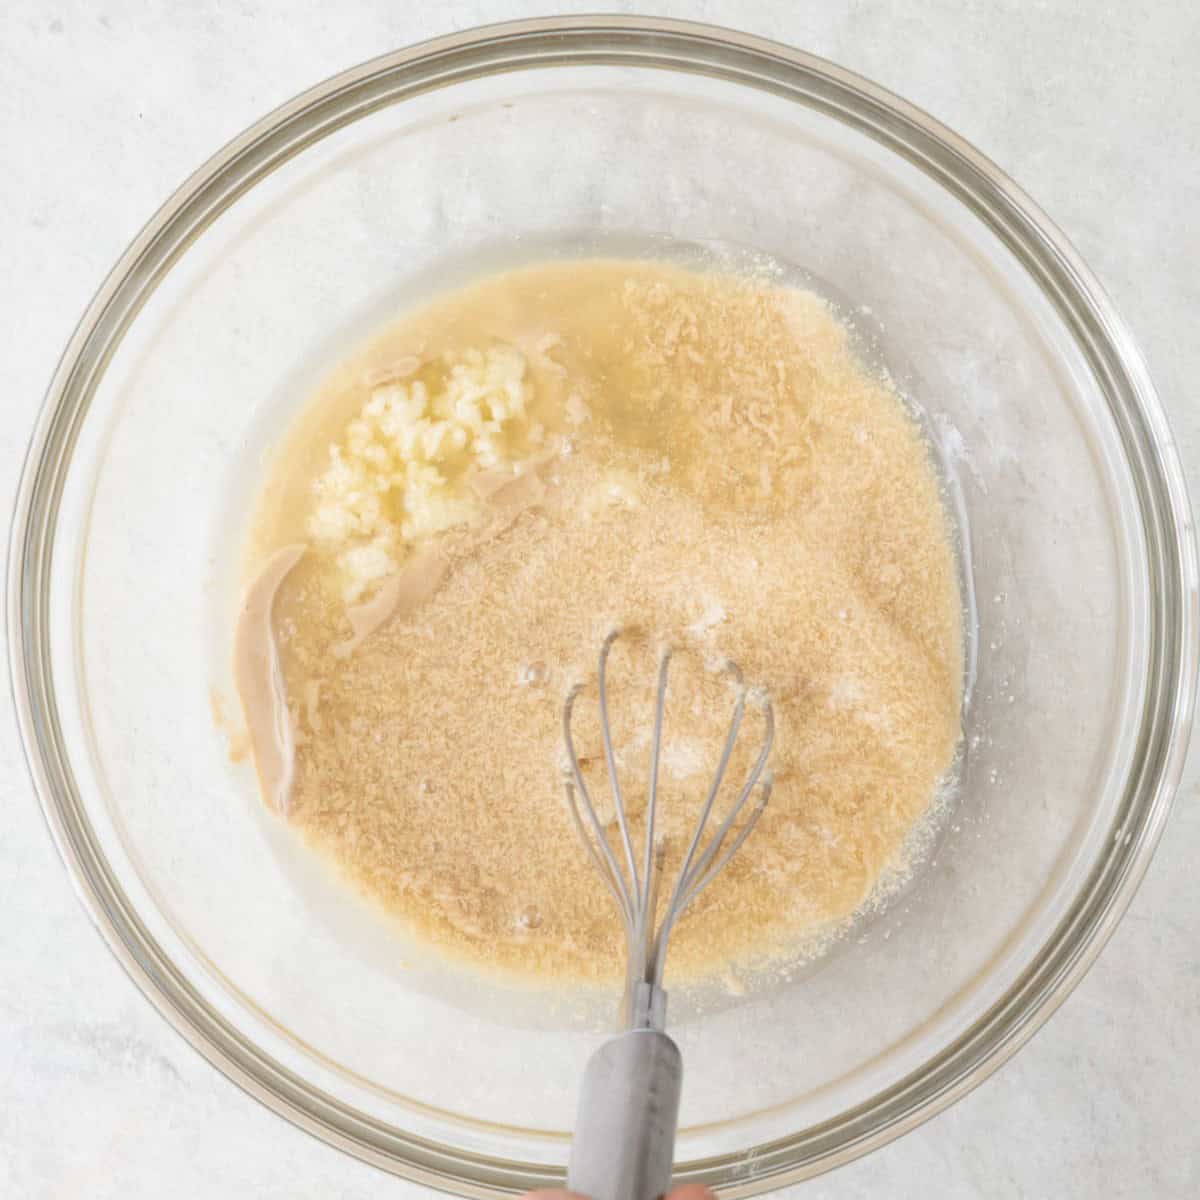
[235,259,962,985]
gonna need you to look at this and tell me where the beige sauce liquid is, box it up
[238,259,962,985]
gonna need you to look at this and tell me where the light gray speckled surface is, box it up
[1,2,1197,1197]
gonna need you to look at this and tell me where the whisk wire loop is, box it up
[562,630,774,1025]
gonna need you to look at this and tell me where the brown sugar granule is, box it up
[241,259,962,985]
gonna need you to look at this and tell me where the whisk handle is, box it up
[567,1028,683,1200]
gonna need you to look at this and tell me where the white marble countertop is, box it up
[2,2,1197,1196]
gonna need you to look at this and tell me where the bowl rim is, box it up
[8,14,1198,1195]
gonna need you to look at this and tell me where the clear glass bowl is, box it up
[9,17,1197,1195]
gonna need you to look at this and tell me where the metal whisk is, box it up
[563,629,774,1200]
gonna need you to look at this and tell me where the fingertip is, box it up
[668,1186,718,1200]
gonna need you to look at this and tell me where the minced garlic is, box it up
[308,344,533,601]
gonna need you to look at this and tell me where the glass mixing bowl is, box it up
[9,16,1197,1195]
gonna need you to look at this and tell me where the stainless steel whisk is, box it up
[563,629,774,1200]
